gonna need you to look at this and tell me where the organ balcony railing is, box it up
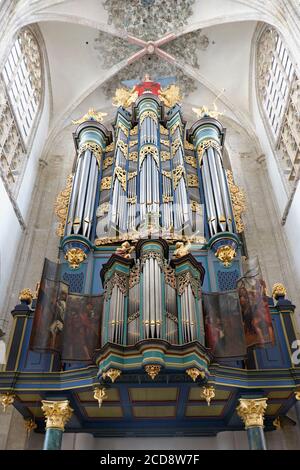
[100,239,205,347]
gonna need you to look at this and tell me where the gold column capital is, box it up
[41,400,73,431]
[236,398,268,429]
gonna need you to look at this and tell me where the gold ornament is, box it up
[159,84,182,108]
[19,288,34,304]
[273,417,281,429]
[112,87,138,108]
[187,174,199,187]
[118,122,129,137]
[116,139,128,158]
[114,166,127,192]
[129,139,138,147]
[215,245,236,267]
[72,108,107,124]
[64,248,87,269]
[130,125,138,136]
[161,151,171,161]
[129,151,138,161]
[197,139,222,164]
[201,386,215,406]
[186,368,205,382]
[160,125,168,135]
[41,400,73,431]
[140,110,158,124]
[54,174,73,237]
[170,121,182,135]
[100,176,112,191]
[93,387,108,408]
[190,201,202,213]
[192,106,222,120]
[172,165,185,190]
[173,241,191,258]
[105,141,115,152]
[0,393,15,412]
[185,156,197,168]
[295,391,300,401]
[139,145,159,168]
[184,141,194,151]
[272,283,287,299]
[145,364,161,380]
[115,241,135,259]
[102,368,122,383]
[226,170,246,233]
[24,418,37,435]
[163,195,173,203]
[236,398,268,429]
[102,157,114,169]
[78,142,103,166]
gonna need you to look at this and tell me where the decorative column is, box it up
[236,398,268,450]
[41,400,73,450]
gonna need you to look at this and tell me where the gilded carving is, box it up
[172,165,185,190]
[236,398,268,429]
[161,151,171,161]
[184,141,194,151]
[105,272,128,299]
[116,139,128,157]
[145,364,161,380]
[185,155,197,168]
[93,387,107,408]
[114,166,127,191]
[139,145,159,167]
[129,264,140,288]
[78,141,102,166]
[160,125,168,135]
[24,418,37,434]
[72,108,107,124]
[0,393,15,412]
[173,241,191,259]
[102,157,114,169]
[140,110,158,124]
[163,264,176,289]
[112,87,138,108]
[159,84,182,108]
[170,121,182,135]
[201,386,215,406]
[190,200,202,213]
[115,241,135,259]
[41,400,73,431]
[130,125,138,136]
[186,368,205,382]
[171,138,181,155]
[100,176,112,191]
[272,283,287,299]
[129,139,138,148]
[129,151,138,161]
[226,170,246,233]
[163,195,173,203]
[187,174,199,187]
[105,141,115,152]
[102,368,122,383]
[19,288,34,304]
[177,271,200,298]
[64,248,87,269]
[215,245,236,267]
[117,122,129,137]
[197,139,221,164]
[54,174,73,237]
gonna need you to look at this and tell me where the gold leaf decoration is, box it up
[226,170,246,233]
[54,174,73,237]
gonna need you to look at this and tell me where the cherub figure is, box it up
[173,241,191,258]
[116,241,135,259]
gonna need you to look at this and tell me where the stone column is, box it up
[236,398,268,450]
[41,400,73,450]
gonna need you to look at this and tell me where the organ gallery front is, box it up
[0,76,299,450]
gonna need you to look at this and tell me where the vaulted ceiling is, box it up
[5,0,294,151]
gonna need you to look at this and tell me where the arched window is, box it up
[256,25,300,184]
[0,27,42,192]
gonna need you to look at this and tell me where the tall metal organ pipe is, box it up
[66,121,109,240]
[188,117,234,239]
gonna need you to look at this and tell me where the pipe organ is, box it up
[6,76,297,444]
